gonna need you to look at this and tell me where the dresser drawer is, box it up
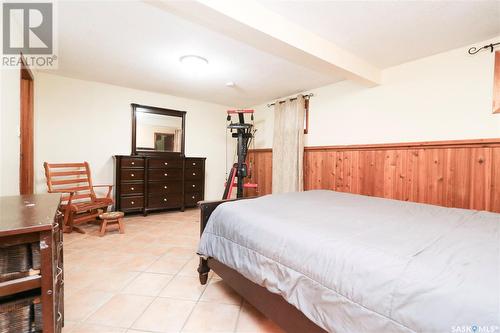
[148,159,183,169]
[121,183,144,195]
[148,168,183,181]
[185,158,204,168]
[184,180,203,192]
[149,181,182,195]
[148,194,183,209]
[121,157,144,168]
[121,196,144,210]
[121,169,144,181]
[185,168,202,180]
[115,155,206,215]
[185,192,203,206]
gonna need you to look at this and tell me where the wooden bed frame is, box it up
[197,199,327,333]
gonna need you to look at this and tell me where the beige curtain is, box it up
[272,95,305,193]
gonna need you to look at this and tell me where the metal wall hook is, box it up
[468,42,500,55]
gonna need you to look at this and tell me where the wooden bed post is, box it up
[197,199,224,284]
[197,197,245,285]
[197,258,210,285]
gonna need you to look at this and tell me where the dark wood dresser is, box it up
[0,194,63,332]
[114,155,206,214]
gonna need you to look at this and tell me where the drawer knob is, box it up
[164,185,168,189]
[131,173,135,177]
[164,173,168,176]
[131,162,135,165]
[192,196,195,199]
[192,184,196,188]
[164,162,168,165]
[192,172,196,176]
[131,187,135,190]
[163,198,167,202]
[192,162,196,166]
[131,201,135,205]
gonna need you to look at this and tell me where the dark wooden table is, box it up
[0,194,60,236]
[0,194,63,332]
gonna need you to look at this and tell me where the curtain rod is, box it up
[267,93,314,107]
[468,41,500,55]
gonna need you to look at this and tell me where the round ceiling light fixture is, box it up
[179,55,209,68]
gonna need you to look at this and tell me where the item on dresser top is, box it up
[124,103,206,215]
[43,161,113,233]
[132,103,186,155]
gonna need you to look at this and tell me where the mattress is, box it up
[197,190,500,333]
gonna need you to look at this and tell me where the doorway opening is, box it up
[20,56,34,195]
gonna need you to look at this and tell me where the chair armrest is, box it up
[93,185,113,198]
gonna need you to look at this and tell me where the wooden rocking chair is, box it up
[44,162,113,233]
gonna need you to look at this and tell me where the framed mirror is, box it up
[131,103,186,155]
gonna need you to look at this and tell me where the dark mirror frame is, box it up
[131,103,186,156]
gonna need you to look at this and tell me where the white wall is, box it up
[0,15,24,196]
[4,36,500,197]
[0,66,22,196]
[252,37,500,148]
[34,73,229,200]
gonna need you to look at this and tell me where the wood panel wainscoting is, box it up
[246,138,500,213]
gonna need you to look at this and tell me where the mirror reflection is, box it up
[135,111,183,152]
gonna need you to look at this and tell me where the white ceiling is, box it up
[47,1,500,107]
[49,1,337,107]
[259,0,500,68]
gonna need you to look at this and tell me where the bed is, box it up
[197,190,500,333]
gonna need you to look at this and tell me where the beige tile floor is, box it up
[62,208,284,333]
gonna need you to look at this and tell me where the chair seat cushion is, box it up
[62,197,113,212]
[94,197,114,205]
[99,211,124,220]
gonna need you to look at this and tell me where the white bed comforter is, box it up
[197,190,500,333]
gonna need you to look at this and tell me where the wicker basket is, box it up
[0,296,42,333]
[0,243,40,283]
[33,299,43,332]
[0,244,30,273]
[30,244,40,271]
